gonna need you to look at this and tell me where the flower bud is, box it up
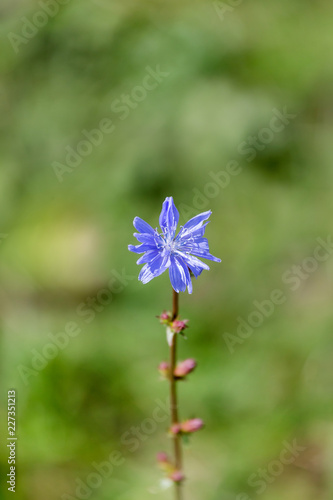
[157,311,172,324]
[158,361,170,378]
[169,470,185,483]
[181,418,204,433]
[169,423,182,435]
[171,319,189,334]
[174,359,197,378]
[156,451,174,475]
[157,452,169,464]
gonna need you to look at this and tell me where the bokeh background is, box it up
[1,1,333,499]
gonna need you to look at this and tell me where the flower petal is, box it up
[128,243,156,254]
[181,222,210,241]
[139,252,171,284]
[169,255,192,293]
[136,249,159,265]
[159,197,179,238]
[133,233,157,245]
[177,211,211,239]
[176,251,210,278]
[191,248,221,262]
[133,216,155,234]
[180,237,221,262]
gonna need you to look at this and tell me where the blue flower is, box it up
[128,197,221,293]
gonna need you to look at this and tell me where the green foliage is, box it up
[1,1,333,499]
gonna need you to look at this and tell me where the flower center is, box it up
[156,229,192,255]
[164,237,177,253]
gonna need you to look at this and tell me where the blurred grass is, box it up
[1,0,333,499]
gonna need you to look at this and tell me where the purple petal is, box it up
[178,238,207,253]
[133,217,155,234]
[128,243,156,254]
[184,221,210,239]
[136,249,159,265]
[190,248,221,262]
[133,233,156,245]
[169,255,192,294]
[178,211,211,238]
[176,251,210,278]
[204,253,221,262]
[180,237,221,262]
[139,252,171,284]
[159,197,179,238]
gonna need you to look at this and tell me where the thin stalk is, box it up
[170,289,182,500]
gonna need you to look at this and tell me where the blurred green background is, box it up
[1,1,333,499]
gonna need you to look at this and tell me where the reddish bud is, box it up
[174,359,197,378]
[157,311,172,324]
[157,452,174,474]
[169,470,185,482]
[170,423,182,435]
[157,452,169,464]
[158,361,170,378]
[181,418,204,433]
[171,319,189,334]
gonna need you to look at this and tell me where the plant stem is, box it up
[170,289,182,500]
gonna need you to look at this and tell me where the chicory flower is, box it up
[128,196,221,293]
